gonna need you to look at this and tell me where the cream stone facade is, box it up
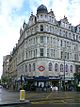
[3,4,80,90]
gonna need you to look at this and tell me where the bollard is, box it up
[20,90,25,101]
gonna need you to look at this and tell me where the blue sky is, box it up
[0,0,80,78]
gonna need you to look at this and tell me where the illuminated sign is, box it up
[38,66,45,72]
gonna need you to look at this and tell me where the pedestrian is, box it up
[55,86,58,91]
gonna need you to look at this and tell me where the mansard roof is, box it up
[60,16,69,23]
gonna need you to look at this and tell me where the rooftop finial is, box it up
[50,9,52,11]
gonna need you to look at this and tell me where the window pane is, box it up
[65,64,68,72]
[70,65,73,72]
[47,37,49,43]
[40,48,44,56]
[47,49,49,57]
[60,64,63,72]
[29,64,31,72]
[55,63,58,72]
[40,25,43,31]
[49,63,52,71]
[61,40,62,47]
[25,64,27,72]
[51,49,53,57]
[40,36,44,43]
[61,51,63,59]
[33,63,35,71]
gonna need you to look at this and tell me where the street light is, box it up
[63,47,66,91]
[20,75,23,89]
[63,55,65,91]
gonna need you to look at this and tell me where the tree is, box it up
[74,72,80,91]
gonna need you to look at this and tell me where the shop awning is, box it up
[33,76,49,81]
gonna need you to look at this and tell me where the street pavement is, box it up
[0,88,20,104]
[0,87,80,107]
[26,91,80,104]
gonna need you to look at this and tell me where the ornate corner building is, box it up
[3,4,80,90]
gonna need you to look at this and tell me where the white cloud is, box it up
[67,0,80,25]
[29,0,49,14]
[29,0,80,25]
[0,0,26,77]
[1,0,24,14]
[50,0,69,20]
[1,0,80,78]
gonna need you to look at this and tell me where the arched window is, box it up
[33,63,35,71]
[49,63,52,71]
[70,65,73,72]
[29,64,31,72]
[60,64,63,72]
[25,64,27,72]
[65,64,68,72]
[40,25,43,31]
[55,63,58,72]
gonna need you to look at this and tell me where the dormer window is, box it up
[37,15,39,18]
[73,34,75,40]
[65,31,67,37]
[49,16,51,21]
[32,18,33,21]
[45,15,47,18]
[40,25,43,31]
[76,35,78,41]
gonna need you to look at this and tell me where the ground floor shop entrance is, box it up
[15,76,74,91]
[24,76,60,92]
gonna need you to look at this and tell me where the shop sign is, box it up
[64,77,74,80]
[49,76,59,80]
[38,66,45,72]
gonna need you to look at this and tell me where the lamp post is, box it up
[63,47,66,91]
[63,56,65,91]
[59,75,62,91]
[20,75,23,89]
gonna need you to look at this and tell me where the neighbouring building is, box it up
[2,4,80,90]
[2,55,10,86]
[3,55,10,78]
